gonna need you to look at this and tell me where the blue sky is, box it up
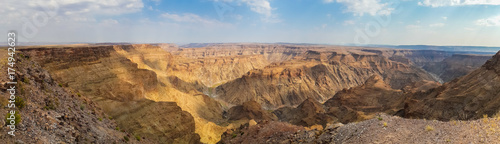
[1,0,500,46]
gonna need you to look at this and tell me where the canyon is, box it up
[1,43,498,143]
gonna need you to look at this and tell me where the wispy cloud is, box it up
[326,0,394,16]
[429,23,445,27]
[476,15,500,26]
[161,13,221,25]
[418,0,500,7]
[1,0,144,23]
[343,20,355,25]
[406,24,421,29]
[213,0,280,23]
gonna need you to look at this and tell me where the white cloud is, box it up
[332,0,394,16]
[162,13,214,23]
[418,0,500,7]
[213,0,279,23]
[442,17,448,20]
[241,0,272,17]
[406,25,421,29]
[475,15,500,26]
[429,23,445,27]
[343,20,355,25]
[100,19,119,25]
[0,0,143,23]
[464,27,475,31]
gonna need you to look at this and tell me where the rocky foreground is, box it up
[220,114,500,144]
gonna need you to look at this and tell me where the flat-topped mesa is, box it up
[171,44,313,62]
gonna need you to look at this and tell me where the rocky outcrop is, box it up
[110,100,201,143]
[273,98,335,127]
[218,120,304,144]
[227,101,277,121]
[323,75,405,123]
[220,114,500,144]
[405,51,500,120]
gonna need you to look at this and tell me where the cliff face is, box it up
[168,54,270,87]
[422,54,492,82]
[0,51,132,143]
[23,46,158,101]
[215,50,436,109]
[19,45,204,143]
[170,44,310,63]
[405,51,500,120]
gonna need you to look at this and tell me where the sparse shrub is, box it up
[98,118,103,121]
[378,117,383,121]
[425,125,434,131]
[383,122,387,127]
[115,127,120,131]
[451,120,457,125]
[76,93,81,97]
[109,116,113,119]
[23,77,29,84]
[123,136,129,141]
[18,82,25,95]
[58,83,63,87]
[15,96,26,109]
[80,104,85,110]
[5,111,21,126]
[44,97,58,110]
[232,133,237,138]
[135,135,141,141]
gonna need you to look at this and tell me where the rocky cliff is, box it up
[0,50,142,143]
[422,54,492,82]
[273,98,335,127]
[18,45,206,143]
[405,51,500,120]
[323,75,405,123]
[215,49,436,109]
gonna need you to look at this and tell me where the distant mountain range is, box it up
[366,44,500,54]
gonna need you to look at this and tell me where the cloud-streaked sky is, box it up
[1,0,500,46]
